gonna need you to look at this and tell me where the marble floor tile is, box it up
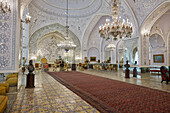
[9,71,99,113]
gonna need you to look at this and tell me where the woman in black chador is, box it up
[28,60,34,74]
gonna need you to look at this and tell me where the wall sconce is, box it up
[142,29,150,37]
[21,13,31,23]
[0,0,11,13]
[143,33,150,37]
[124,48,127,52]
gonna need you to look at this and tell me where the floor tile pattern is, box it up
[9,72,99,113]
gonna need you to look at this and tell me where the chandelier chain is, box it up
[66,0,69,38]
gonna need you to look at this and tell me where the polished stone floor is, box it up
[6,68,170,112]
[8,71,99,113]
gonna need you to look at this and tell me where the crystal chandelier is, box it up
[0,0,11,13]
[57,41,76,53]
[57,0,76,51]
[99,0,133,40]
[65,0,70,40]
[107,43,116,50]
[57,41,76,49]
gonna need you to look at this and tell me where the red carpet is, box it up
[47,71,170,113]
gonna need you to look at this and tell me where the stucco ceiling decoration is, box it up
[141,2,170,35]
[126,0,165,26]
[31,0,102,17]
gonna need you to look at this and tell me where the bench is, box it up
[150,70,161,75]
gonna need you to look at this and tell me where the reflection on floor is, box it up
[9,71,99,113]
[6,68,170,112]
[80,69,170,93]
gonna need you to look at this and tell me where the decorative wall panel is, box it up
[29,23,81,60]
[0,0,19,72]
[37,36,62,62]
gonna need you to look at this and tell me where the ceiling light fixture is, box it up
[99,0,133,40]
[21,13,31,23]
[0,0,11,13]
[65,0,70,40]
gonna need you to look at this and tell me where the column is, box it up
[140,34,150,66]
[111,49,116,64]
[124,48,127,64]
[117,52,119,70]
[72,48,75,64]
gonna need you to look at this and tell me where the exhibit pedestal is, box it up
[125,69,130,78]
[72,64,76,71]
[26,73,35,88]
[133,67,137,77]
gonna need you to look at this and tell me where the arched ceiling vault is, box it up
[36,32,64,46]
[29,23,81,58]
[141,1,170,35]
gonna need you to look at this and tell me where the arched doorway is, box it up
[140,1,170,66]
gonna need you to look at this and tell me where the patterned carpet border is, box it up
[47,71,170,113]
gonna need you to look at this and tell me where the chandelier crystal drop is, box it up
[99,0,133,40]
[107,43,116,50]
[57,41,76,49]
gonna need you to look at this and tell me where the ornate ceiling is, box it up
[19,0,170,65]
[30,0,102,17]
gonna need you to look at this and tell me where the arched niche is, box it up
[29,23,81,60]
[104,44,111,63]
[149,34,165,48]
[149,34,166,66]
[36,34,64,63]
[87,47,100,62]
[101,38,110,63]
[116,40,124,63]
